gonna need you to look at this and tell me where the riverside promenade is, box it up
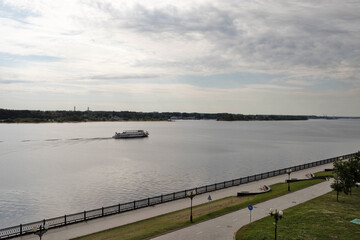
[14,162,334,240]
[152,180,332,240]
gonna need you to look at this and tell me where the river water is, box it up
[0,119,359,227]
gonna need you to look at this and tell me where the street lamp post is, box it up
[33,225,47,240]
[269,208,283,240]
[186,190,197,223]
[286,169,292,192]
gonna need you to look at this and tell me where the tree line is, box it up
[0,108,308,123]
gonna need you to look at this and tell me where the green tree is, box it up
[347,153,360,184]
[331,173,344,202]
[331,152,360,200]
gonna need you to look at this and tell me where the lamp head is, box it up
[278,210,283,219]
[187,190,196,197]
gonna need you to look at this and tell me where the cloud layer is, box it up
[0,0,359,115]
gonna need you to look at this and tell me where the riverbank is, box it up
[75,179,324,240]
[152,180,334,240]
[12,162,335,240]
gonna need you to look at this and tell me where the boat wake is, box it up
[11,137,114,143]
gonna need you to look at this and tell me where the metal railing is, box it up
[0,152,356,239]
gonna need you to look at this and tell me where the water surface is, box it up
[0,119,359,227]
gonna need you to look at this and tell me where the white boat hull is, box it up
[113,130,149,139]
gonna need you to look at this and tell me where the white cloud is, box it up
[0,0,359,115]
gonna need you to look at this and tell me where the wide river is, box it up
[0,119,359,228]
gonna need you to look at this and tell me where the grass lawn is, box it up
[236,186,360,239]
[74,178,323,240]
[314,170,334,178]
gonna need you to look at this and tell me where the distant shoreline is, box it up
[4,118,359,124]
[0,119,169,124]
[1,108,359,124]
[0,119,306,124]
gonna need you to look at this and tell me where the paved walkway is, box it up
[15,163,334,240]
[152,181,332,240]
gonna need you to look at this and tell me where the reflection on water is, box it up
[0,120,360,227]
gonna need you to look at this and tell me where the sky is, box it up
[0,0,359,116]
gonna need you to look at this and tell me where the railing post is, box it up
[64,215,67,225]
[20,224,22,235]
[173,192,175,200]
[133,201,136,209]
[161,195,163,203]
[148,198,150,206]
[118,203,121,213]
[102,207,104,216]
[43,219,46,227]
[206,185,208,192]
[84,211,86,220]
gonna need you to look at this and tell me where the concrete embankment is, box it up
[14,162,335,240]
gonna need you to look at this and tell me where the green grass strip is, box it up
[74,178,324,240]
[236,183,360,239]
[314,170,334,178]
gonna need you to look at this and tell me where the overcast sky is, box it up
[0,0,359,116]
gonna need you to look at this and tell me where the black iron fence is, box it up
[0,152,356,239]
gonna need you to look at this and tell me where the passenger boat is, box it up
[113,130,149,139]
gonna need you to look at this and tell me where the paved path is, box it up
[152,180,332,240]
[15,163,334,240]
